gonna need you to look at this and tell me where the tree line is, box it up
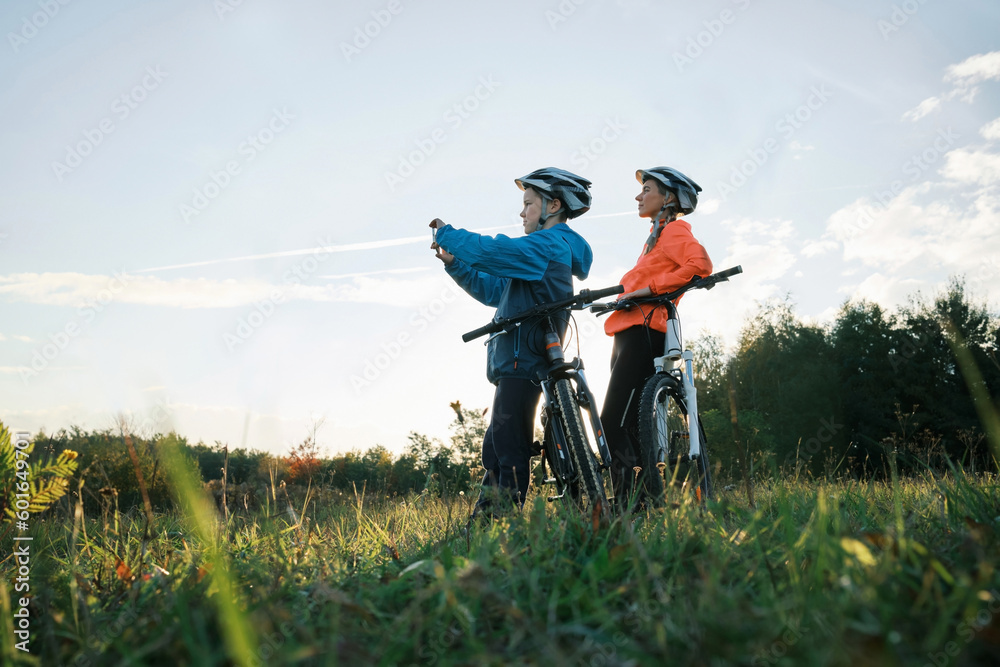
[696,277,999,480]
[29,278,999,513]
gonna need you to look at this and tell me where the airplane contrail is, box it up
[137,212,635,273]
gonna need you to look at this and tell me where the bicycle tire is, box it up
[541,415,581,503]
[554,378,608,516]
[638,373,713,504]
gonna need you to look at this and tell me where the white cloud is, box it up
[697,197,720,215]
[945,50,1000,88]
[902,51,1000,120]
[901,96,941,122]
[941,146,1000,186]
[801,239,838,257]
[821,132,1000,311]
[0,271,456,309]
[0,365,86,374]
[689,218,797,339]
[981,117,1000,141]
[838,273,928,308]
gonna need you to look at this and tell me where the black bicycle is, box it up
[463,284,624,518]
[592,266,742,505]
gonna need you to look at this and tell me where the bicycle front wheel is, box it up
[554,378,608,517]
[638,374,713,504]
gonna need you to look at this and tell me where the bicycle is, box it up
[592,266,742,506]
[462,284,624,518]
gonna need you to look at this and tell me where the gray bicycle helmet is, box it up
[515,167,593,222]
[636,166,702,215]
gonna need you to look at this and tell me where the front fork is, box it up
[652,350,702,462]
[573,368,613,468]
[682,350,702,460]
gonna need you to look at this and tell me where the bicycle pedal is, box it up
[530,440,543,456]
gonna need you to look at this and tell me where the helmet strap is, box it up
[538,195,550,225]
[537,195,565,228]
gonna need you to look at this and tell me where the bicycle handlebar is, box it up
[590,265,743,314]
[713,265,743,280]
[462,284,624,342]
[461,320,501,343]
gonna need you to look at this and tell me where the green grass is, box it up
[5,473,1000,666]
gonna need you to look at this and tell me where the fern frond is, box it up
[26,478,70,513]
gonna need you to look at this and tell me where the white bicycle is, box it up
[593,266,742,504]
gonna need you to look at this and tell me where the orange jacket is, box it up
[604,218,713,336]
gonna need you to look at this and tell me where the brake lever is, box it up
[484,323,517,345]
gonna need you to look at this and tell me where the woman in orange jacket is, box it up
[601,166,713,510]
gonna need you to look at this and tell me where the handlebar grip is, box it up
[715,265,742,279]
[462,321,500,343]
[584,284,625,303]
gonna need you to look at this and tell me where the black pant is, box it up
[474,377,542,513]
[600,326,665,503]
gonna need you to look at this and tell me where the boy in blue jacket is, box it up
[430,168,594,523]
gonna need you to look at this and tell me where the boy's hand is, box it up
[429,219,454,265]
[433,244,455,266]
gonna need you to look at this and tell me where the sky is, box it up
[1,0,998,457]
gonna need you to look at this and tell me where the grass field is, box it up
[3,470,1000,666]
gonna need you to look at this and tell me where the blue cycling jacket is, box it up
[437,222,593,384]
